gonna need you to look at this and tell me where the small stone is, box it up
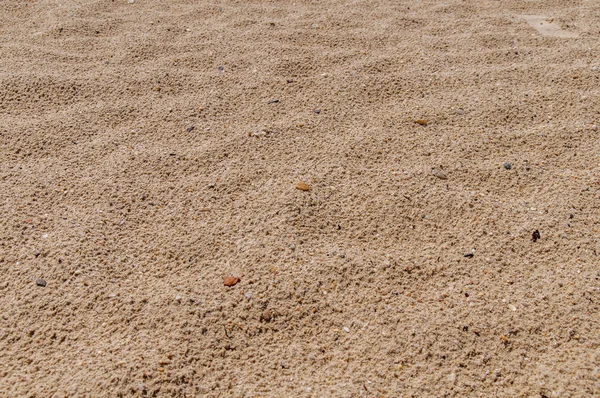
[415,119,428,126]
[74,269,82,276]
[260,309,272,322]
[313,108,321,114]
[532,229,540,242]
[343,327,350,333]
[128,0,134,3]
[186,125,195,132]
[448,373,456,383]
[456,108,465,115]
[175,295,182,302]
[592,66,598,71]
[42,234,49,239]
[591,124,598,132]
[508,304,517,311]
[432,169,447,179]
[36,279,47,287]
[289,244,296,250]
[245,291,253,299]
[223,276,241,287]
[503,162,512,170]
[463,252,474,258]
[296,182,310,191]
[217,65,224,71]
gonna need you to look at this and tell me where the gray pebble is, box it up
[36,279,47,287]
[432,168,447,179]
[503,162,512,170]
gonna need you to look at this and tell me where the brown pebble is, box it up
[415,119,428,126]
[260,309,272,322]
[296,182,310,191]
[223,276,241,287]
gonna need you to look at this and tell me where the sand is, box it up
[1,0,599,396]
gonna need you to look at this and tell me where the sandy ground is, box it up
[1,0,600,396]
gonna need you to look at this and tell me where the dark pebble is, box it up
[260,309,273,322]
[503,162,512,170]
[217,65,224,71]
[36,279,47,287]
[187,125,195,132]
[532,229,540,242]
[313,108,321,114]
[463,252,474,258]
[267,99,280,104]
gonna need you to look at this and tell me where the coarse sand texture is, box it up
[1,0,600,396]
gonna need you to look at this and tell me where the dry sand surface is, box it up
[1,0,600,396]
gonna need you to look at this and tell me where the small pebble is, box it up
[36,279,47,287]
[42,234,49,239]
[456,108,465,115]
[261,309,272,322]
[464,252,474,258]
[296,182,310,191]
[128,0,134,3]
[532,229,540,242]
[503,162,512,170]
[223,276,241,287]
[289,244,296,250]
[508,304,517,311]
[186,125,195,132]
[217,65,224,71]
[245,291,253,299]
[591,124,598,132]
[343,327,350,333]
[313,108,321,114]
[432,169,447,179]
[415,119,428,126]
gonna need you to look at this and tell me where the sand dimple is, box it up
[520,15,578,38]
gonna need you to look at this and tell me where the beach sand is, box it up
[1,0,599,396]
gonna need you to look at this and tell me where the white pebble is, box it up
[343,327,350,333]
[42,234,49,239]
